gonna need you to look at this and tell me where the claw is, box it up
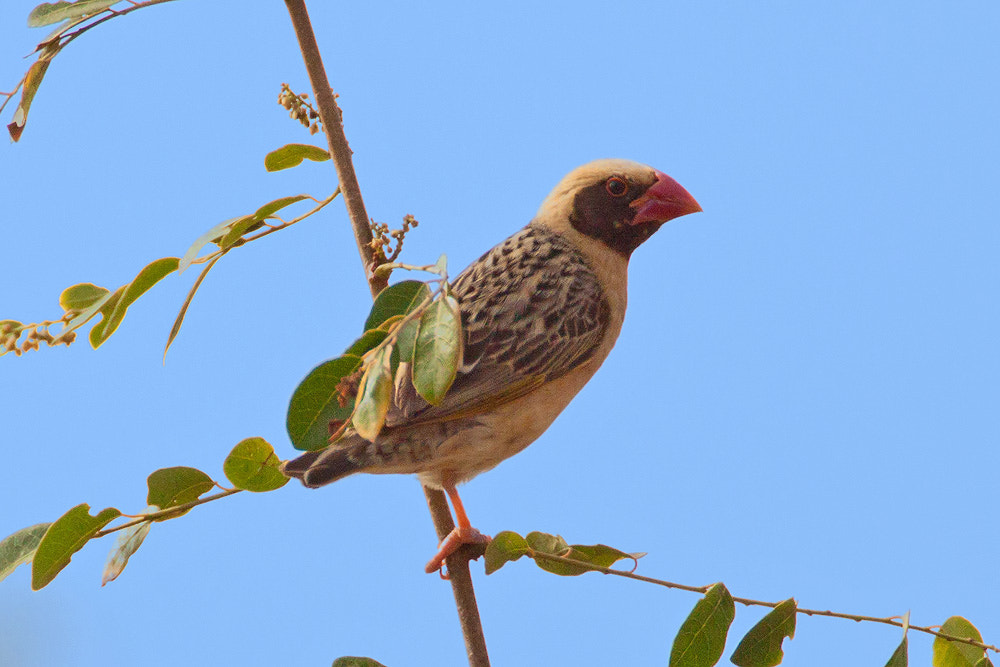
[425,525,492,576]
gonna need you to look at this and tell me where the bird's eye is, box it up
[605,176,628,197]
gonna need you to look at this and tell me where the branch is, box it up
[282,0,386,299]
[282,3,490,666]
[529,551,999,655]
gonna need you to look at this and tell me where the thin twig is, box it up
[529,551,999,655]
[282,0,386,299]
[281,3,490,666]
[51,0,178,53]
[93,488,243,538]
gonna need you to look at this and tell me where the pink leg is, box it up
[424,485,491,575]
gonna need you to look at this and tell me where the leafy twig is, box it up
[528,550,999,655]
[93,488,243,538]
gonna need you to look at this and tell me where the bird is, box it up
[281,159,701,573]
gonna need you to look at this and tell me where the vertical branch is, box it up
[283,0,385,299]
[282,2,490,666]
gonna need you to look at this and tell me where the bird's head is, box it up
[535,159,702,257]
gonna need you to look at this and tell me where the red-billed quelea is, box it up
[282,159,701,573]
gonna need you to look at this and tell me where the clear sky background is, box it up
[2,2,998,665]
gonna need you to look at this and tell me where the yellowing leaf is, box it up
[933,616,990,667]
[353,345,393,442]
[7,58,52,142]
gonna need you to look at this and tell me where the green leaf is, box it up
[264,143,330,172]
[27,0,120,27]
[484,531,529,574]
[254,194,310,220]
[164,254,222,359]
[286,355,363,451]
[145,467,214,519]
[394,315,421,363]
[730,598,797,667]
[89,257,180,348]
[332,658,388,667]
[365,280,430,331]
[101,506,155,586]
[223,437,288,492]
[669,583,736,667]
[352,345,393,442]
[412,295,462,405]
[885,636,909,667]
[933,616,989,667]
[546,543,639,577]
[345,330,388,357]
[526,531,569,554]
[0,523,51,583]
[59,283,110,312]
[218,215,262,249]
[32,504,121,590]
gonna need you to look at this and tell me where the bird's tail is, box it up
[280,439,370,488]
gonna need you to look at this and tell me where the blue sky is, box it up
[2,2,998,665]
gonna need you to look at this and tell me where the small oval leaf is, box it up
[223,437,288,492]
[59,283,110,312]
[412,295,462,405]
[669,582,736,667]
[32,504,121,590]
[484,531,529,575]
[0,523,51,583]
[286,355,363,451]
[264,144,331,172]
[730,598,797,667]
[145,467,215,519]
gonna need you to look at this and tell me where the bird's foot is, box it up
[425,525,492,577]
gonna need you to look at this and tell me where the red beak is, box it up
[630,170,702,225]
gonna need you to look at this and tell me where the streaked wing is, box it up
[388,225,610,426]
